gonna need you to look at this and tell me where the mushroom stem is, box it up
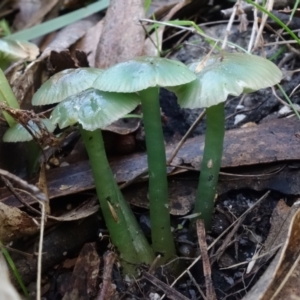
[139,87,176,262]
[193,102,225,229]
[80,126,154,274]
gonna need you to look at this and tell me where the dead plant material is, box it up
[143,271,190,300]
[97,251,117,300]
[196,220,217,300]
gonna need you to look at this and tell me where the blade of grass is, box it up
[0,240,29,299]
[0,69,19,126]
[245,0,300,45]
[5,0,109,41]
[289,0,300,21]
[277,84,300,120]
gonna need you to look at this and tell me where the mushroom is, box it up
[32,68,103,105]
[49,88,154,274]
[3,119,55,142]
[168,52,282,228]
[93,56,197,262]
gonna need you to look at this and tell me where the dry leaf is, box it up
[0,201,38,243]
[243,202,300,300]
[95,0,145,68]
[71,20,104,67]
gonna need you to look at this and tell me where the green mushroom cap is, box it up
[50,88,140,131]
[32,68,104,106]
[168,52,282,109]
[3,119,55,142]
[93,56,197,93]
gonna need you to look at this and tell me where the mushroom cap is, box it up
[167,52,282,109]
[32,68,103,106]
[92,56,197,93]
[3,119,55,142]
[0,39,39,62]
[50,88,140,131]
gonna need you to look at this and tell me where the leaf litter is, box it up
[1,0,300,299]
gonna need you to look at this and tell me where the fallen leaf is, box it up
[0,201,38,243]
[62,243,100,300]
[95,0,145,68]
[243,202,300,300]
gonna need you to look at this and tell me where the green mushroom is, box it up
[32,68,103,106]
[3,119,55,142]
[168,52,282,228]
[50,88,154,274]
[93,56,197,263]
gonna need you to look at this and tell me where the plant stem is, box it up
[140,87,176,263]
[193,102,225,229]
[80,127,154,274]
[0,69,19,126]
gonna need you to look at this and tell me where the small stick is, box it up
[0,168,47,202]
[196,220,217,300]
[97,251,117,300]
[253,0,274,49]
[143,272,190,300]
[210,216,245,265]
[248,0,259,52]
[187,269,206,299]
[36,199,46,300]
[167,109,206,165]
[1,176,42,216]
[161,191,270,299]
[222,0,240,49]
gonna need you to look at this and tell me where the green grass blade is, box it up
[0,241,29,299]
[0,69,19,126]
[245,0,300,45]
[277,84,300,120]
[5,0,109,41]
[289,0,300,21]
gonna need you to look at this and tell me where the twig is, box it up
[167,109,206,165]
[0,168,47,202]
[161,191,270,299]
[222,0,239,49]
[196,220,217,300]
[36,199,46,300]
[1,176,43,216]
[97,251,117,300]
[140,18,248,53]
[254,0,274,49]
[210,216,245,265]
[143,272,190,300]
[248,0,259,52]
[186,270,206,299]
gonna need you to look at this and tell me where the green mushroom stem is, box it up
[193,102,225,229]
[79,126,154,274]
[139,87,176,262]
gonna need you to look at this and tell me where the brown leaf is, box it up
[242,202,300,300]
[41,16,99,60]
[62,243,100,300]
[2,117,300,215]
[13,0,61,30]
[71,20,104,67]
[95,0,146,68]
[0,201,38,243]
